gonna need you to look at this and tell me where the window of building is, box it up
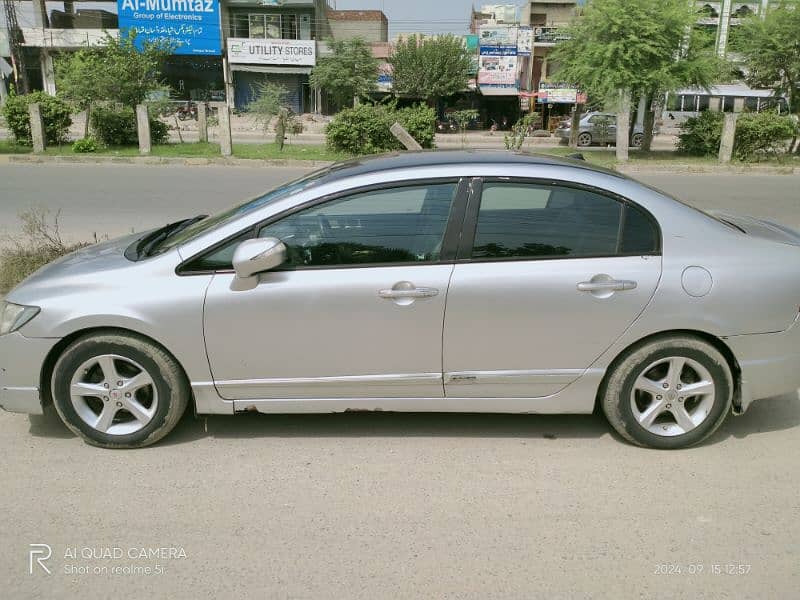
[470,183,657,260]
[248,14,281,39]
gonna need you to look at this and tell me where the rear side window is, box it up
[471,182,658,260]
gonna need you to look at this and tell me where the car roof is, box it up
[310,150,623,185]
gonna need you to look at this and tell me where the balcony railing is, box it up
[21,28,118,49]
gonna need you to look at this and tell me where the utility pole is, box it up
[2,0,29,93]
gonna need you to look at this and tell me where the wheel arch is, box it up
[595,329,743,414]
[39,327,194,412]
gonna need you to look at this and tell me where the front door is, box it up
[443,179,662,398]
[203,180,464,400]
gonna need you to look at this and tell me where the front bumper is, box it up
[726,314,800,412]
[0,332,59,415]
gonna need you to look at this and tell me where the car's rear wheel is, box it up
[577,132,592,146]
[601,335,732,449]
[631,132,644,147]
[51,332,189,449]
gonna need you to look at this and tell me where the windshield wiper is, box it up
[136,215,208,258]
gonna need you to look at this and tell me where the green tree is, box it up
[389,35,473,105]
[737,0,800,152]
[246,81,299,150]
[56,31,172,110]
[551,0,724,158]
[310,38,378,109]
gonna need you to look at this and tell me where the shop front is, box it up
[226,37,315,113]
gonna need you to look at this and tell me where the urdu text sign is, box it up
[117,0,222,56]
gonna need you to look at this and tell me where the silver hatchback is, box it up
[2,151,800,449]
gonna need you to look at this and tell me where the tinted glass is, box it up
[257,183,458,267]
[472,183,622,259]
[621,204,659,253]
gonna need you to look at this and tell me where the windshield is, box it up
[153,166,334,254]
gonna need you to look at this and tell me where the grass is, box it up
[2,138,796,168]
[1,139,348,161]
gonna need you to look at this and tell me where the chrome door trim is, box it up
[444,369,584,385]
[214,373,443,388]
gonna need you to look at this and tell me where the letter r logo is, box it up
[29,544,52,574]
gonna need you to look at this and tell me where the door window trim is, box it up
[177,177,470,275]
[455,177,662,264]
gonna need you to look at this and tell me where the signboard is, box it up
[117,0,222,56]
[537,83,587,104]
[226,38,316,66]
[517,26,532,55]
[477,55,517,86]
[478,25,517,49]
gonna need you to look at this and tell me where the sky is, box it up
[331,0,501,36]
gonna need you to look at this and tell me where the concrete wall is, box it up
[329,19,388,43]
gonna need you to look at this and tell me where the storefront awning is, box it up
[229,64,313,75]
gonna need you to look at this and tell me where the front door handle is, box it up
[577,279,637,292]
[378,287,439,299]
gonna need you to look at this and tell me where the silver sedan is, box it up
[2,151,799,449]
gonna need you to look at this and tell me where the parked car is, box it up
[3,151,800,449]
[556,111,654,147]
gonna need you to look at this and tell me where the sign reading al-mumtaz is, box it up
[226,38,316,66]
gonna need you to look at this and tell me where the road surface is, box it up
[1,163,798,599]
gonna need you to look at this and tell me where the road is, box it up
[2,162,800,241]
[1,163,799,599]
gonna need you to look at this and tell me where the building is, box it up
[519,0,577,93]
[694,0,773,57]
[222,0,332,113]
[327,9,387,43]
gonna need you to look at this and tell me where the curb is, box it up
[0,153,334,169]
[1,152,797,175]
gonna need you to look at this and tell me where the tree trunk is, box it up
[641,93,655,152]
[83,102,91,138]
[615,89,632,162]
[568,104,582,148]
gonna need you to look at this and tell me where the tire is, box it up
[51,332,189,449]
[631,133,644,147]
[577,132,592,147]
[601,335,732,449]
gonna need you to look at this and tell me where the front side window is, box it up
[470,182,657,260]
[258,182,458,267]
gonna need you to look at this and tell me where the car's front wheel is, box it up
[51,332,189,448]
[631,133,644,147]
[577,132,592,147]
[601,335,732,449]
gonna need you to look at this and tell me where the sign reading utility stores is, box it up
[227,38,316,66]
[117,0,222,55]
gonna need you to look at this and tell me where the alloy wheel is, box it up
[629,356,715,437]
[69,354,159,435]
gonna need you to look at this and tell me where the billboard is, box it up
[537,83,588,104]
[478,25,518,49]
[517,26,532,55]
[227,38,316,66]
[477,55,518,86]
[117,0,222,56]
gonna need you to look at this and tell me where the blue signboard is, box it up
[117,0,222,56]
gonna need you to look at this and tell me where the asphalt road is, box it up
[1,163,799,599]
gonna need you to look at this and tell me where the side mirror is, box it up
[232,237,287,283]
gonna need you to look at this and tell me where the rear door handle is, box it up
[577,279,637,292]
[379,287,439,299]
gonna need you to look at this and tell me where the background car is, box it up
[2,151,800,450]
[556,111,655,147]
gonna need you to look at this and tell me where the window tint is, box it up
[621,204,659,253]
[257,183,458,267]
[472,183,628,259]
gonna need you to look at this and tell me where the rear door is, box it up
[443,179,662,398]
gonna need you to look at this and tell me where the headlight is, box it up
[0,301,40,336]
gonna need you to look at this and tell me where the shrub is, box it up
[0,209,90,292]
[677,111,724,156]
[734,112,798,161]
[326,103,435,155]
[72,137,98,153]
[0,90,72,145]
[90,105,169,146]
